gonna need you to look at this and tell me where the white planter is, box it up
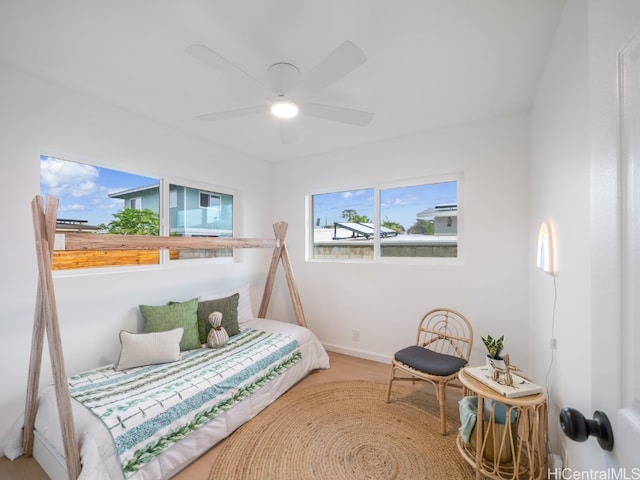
[485,356,505,374]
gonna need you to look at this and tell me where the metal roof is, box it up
[416,204,458,218]
[108,183,159,199]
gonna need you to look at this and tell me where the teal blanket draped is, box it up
[68,328,300,476]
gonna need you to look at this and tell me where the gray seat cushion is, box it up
[394,345,467,376]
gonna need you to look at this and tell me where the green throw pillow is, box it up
[140,298,200,351]
[197,293,240,344]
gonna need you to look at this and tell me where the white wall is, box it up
[530,0,591,466]
[0,65,276,448]
[270,113,531,369]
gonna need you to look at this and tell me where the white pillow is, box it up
[199,284,255,325]
[115,328,183,371]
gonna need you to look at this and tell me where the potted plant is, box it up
[482,334,505,370]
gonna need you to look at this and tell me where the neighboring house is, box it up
[55,218,99,233]
[109,184,232,237]
[108,183,160,213]
[416,204,457,236]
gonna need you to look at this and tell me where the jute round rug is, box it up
[209,380,474,480]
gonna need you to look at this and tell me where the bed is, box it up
[31,317,329,480]
[15,195,327,480]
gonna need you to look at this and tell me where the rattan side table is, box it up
[456,366,548,480]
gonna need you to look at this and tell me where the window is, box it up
[309,176,461,262]
[199,192,221,208]
[127,197,143,210]
[40,155,235,270]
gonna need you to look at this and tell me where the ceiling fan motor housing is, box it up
[268,62,301,96]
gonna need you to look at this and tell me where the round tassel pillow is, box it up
[207,311,229,348]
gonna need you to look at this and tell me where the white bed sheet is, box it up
[32,319,329,480]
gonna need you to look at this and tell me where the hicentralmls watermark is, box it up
[548,468,640,480]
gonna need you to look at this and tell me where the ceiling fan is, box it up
[185,40,374,144]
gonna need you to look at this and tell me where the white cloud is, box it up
[341,189,370,199]
[40,157,99,198]
[58,203,86,213]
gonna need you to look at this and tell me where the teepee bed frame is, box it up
[22,195,316,480]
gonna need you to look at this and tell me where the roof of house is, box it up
[416,204,458,218]
[108,183,159,199]
[56,219,100,232]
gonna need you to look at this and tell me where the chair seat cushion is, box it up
[394,345,467,376]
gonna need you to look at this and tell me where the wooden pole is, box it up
[23,195,81,479]
[258,239,283,319]
[22,196,55,456]
[60,232,276,251]
[258,222,307,328]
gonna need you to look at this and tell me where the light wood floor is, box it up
[0,351,461,480]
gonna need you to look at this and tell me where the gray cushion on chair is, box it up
[394,345,467,376]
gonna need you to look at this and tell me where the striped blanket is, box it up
[68,328,301,476]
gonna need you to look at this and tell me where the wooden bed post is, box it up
[258,222,307,328]
[23,195,81,480]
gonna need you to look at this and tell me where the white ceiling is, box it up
[0,1,564,162]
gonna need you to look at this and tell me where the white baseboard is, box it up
[322,343,392,365]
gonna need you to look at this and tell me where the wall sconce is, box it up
[536,221,555,275]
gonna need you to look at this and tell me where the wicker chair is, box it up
[386,308,473,435]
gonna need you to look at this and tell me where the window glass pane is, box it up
[380,181,458,258]
[199,192,221,208]
[169,184,233,260]
[40,155,160,270]
[311,188,374,260]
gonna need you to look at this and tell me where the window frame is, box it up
[306,173,464,265]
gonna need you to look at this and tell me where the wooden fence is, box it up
[52,249,180,270]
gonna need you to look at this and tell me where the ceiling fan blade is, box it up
[301,103,374,126]
[196,105,268,122]
[279,121,298,144]
[288,41,367,99]
[186,44,274,99]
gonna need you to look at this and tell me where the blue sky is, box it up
[313,182,457,231]
[40,156,157,226]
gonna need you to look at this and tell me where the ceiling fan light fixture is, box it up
[271,99,299,119]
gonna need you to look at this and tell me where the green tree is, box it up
[341,209,371,223]
[382,219,405,234]
[99,208,159,235]
[407,218,434,235]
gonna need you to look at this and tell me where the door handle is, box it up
[559,407,614,451]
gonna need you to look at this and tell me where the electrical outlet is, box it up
[352,329,360,341]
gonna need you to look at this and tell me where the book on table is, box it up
[465,365,543,398]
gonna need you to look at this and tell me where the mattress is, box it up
[31,318,330,480]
